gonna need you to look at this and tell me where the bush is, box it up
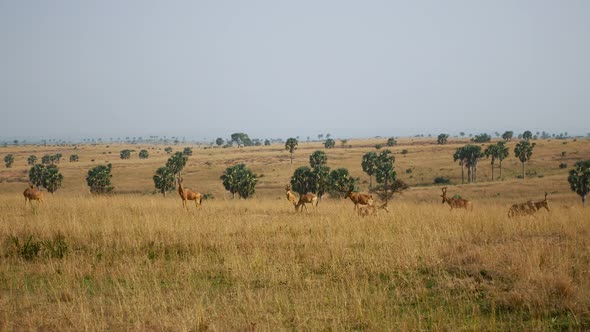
[375,144,383,150]
[405,168,413,174]
[401,149,409,155]
[559,163,568,169]
[434,176,451,184]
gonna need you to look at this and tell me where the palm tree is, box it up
[484,141,509,181]
[309,151,327,168]
[453,147,466,184]
[43,165,64,194]
[285,138,298,164]
[361,152,378,190]
[514,140,536,178]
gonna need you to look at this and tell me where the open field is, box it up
[1,138,589,330]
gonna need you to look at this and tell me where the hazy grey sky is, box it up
[1,1,589,140]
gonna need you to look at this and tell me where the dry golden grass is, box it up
[0,138,589,330]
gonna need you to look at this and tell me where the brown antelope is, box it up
[507,201,535,218]
[345,190,374,211]
[23,184,44,205]
[440,187,472,211]
[177,177,202,209]
[285,184,297,206]
[508,192,549,218]
[296,193,318,212]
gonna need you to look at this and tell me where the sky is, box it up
[1,1,589,141]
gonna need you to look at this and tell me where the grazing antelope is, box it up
[296,193,318,212]
[23,184,44,205]
[508,192,550,218]
[285,184,297,206]
[177,177,202,209]
[440,187,472,211]
[344,190,374,211]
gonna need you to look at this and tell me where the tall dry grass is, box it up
[1,194,588,330]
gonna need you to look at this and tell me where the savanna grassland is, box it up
[0,138,589,331]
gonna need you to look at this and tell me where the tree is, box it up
[340,139,348,148]
[522,130,533,141]
[514,140,536,178]
[220,163,258,198]
[27,155,37,166]
[455,145,483,183]
[568,160,590,206]
[463,145,483,183]
[453,147,466,184]
[264,139,271,146]
[86,164,114,194]
[69,154,79,162]
[153,166,175,197]
[166,152,188,177]
[460,132,465,137]
[328,168,357,197]
[374,150,397,207]
[386,137,397,147]
[41,154,52,165]
[139,150,149,159]
[472,133,491,143]
[309,151,327,168]
[484,141,509,181]
[361,152,378,190]
[230,133,253,147]
[312,165,331,199]
[54,153,63,163]
[318,134,324,141]
[29,164,46,189]
[4,154,14,168]
[285,138,298,164]
[437,134,449,145]
[42,165,63,194]
[216,138,224,146]
[290,166,315,196]
[502,131,514,141]
[120,149,132,159]
[183,147,193,156]
[324,139,335,149]
[164,147,173,154]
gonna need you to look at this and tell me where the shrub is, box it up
[405,168,413,174]
[375,144,383,150]
[559,163,568,169]
[401,149,409,155]
[434,176,451,184]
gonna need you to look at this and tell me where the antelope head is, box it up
[440,187,448,204]
[541,192,550,211]
[285,184,291,192]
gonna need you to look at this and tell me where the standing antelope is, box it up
[177,177,202,209]
[23,184,44,205]
[440,187,472,210]
[508,192,549,218]
[296,193,318,212]
[285,184,297,206]
[344,190,374,211]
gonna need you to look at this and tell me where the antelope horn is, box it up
[544,192,548,200]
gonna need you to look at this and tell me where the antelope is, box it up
[508,192,549,218]
[344,190,374,211]
[440,187,472,210]
[357,204,378,217]
[296,193,318,212]
[507,201,535,218]
[177,177,202,209]
[23,184,44,205]
[285,184,297,206]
